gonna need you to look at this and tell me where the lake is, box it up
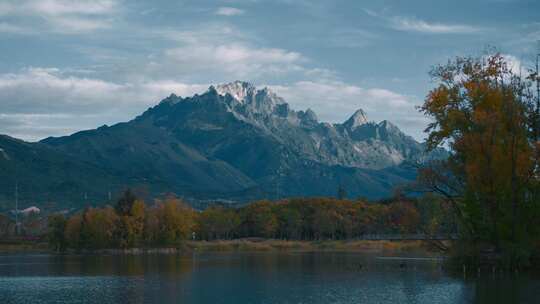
[0,252,538,303]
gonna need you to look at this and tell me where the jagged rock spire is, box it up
[343,109,368,129]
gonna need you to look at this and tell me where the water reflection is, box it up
[0,252,538,304]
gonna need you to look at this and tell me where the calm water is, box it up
[0,252,538,304]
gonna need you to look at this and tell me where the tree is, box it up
[387,200,420,234]
[130,200,146,242]
[312,201,340,240]
[114,200,145,248]
[143,205,160,245]
[419,53,540,258]
[415,193,456,236]
[198,207,240,240]
[64,214,82,249]
[0,214,14,237]
[47,214,67,252]
[241,201,278,238]
[82,207,117,249]
[115,189,137,216]
[156,198,196,245]
[275,204,303,240]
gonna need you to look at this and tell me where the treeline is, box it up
[0,211,45,238]
[48,190,455,251]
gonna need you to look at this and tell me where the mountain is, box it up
[0,81,443,210]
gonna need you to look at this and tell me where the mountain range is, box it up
[0,81,444,210]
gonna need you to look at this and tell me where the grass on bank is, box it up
[185,239,435,254]
[0,239,439,254]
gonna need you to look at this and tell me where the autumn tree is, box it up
[419,53,540,259]
[240,201,278,238]
[415,193,456,236]
[275,203,303,240]
[387,200,420,234]
[143,205,160,245]
[312,201,340,240]
[198,206,240,240]
[114,200,145,248]
[82,207,117,249]
[130,200,146,242]
[64,214,82,249]
[155,198,196,245]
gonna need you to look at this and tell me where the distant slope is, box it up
[0,135,122,210]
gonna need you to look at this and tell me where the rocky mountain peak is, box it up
[215,81,256,103]
[159,93,181,105]
[212,81,286,117]
[303,108,318,122]
[343,109,368,130]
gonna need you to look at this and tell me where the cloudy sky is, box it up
[0,0,539,141]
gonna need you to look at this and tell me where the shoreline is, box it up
[0,239,445,255]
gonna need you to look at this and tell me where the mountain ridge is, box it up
[0,81,444,210]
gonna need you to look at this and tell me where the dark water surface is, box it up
[0,252,538,303]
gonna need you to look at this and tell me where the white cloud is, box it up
[115,23,329,84]
[0,67,208,114]
[269,81,428,140]
[165,44,302,66]
[391,17,482,34]
[146,43,306,81]
[0,67,208,141]
[25,0,116,15]
[131,24,313,82]
[215,7,245,16]
[0,0,118,34]
[153,25,247,44]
